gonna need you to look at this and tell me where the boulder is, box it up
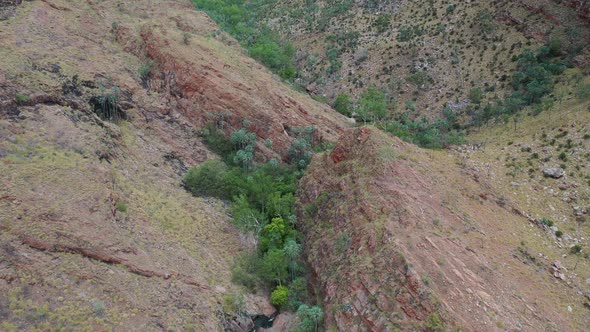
[543,167,565,179]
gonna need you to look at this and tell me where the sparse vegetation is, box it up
[15,93,30,105]
[571,244,582,254]
[115,201,128,213]
[222,292,245,315]
[182,32,192,45]
[92,300,105,317]
[474,42,571,124]
[539,218,554,227]
[138,61,153,83]
[425,312,443,331]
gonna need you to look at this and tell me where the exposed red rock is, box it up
[298,127,576,331]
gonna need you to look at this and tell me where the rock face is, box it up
[543,167,565,178]
[298,127,577,331]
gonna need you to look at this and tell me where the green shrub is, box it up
[138,61,154,82]
[539,218,553,227]
[555,230,563,238]
[397,25,423,42]
[333,94,352,117]
[182,32,192,45]
[91,85,124,122]
[477,10,495,34]
[407,70,431,87]
[15,93,30,105]
[271,285,289,308]
[115,201,128,213]
[249,41,296,79]
[469,87,483,104]
[183,160,231,198]
[576,83,590,100]
[571,244,582,254]
[383,110,465,149]
[425,313,443,331]
[356,87,389,122]
[231,252,260,289]
[373,14,391,33]
[201,124,234,158]
[92,300,105,317]
[405,100,417,112]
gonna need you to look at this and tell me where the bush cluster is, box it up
[184,124,323,318]
[346,86,465,149]
[472,41,570,124]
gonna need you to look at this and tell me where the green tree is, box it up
[231,194,266,234]
[357,87,389,122]
[297,304,324,332]
[271,285,289,308]
[183,160,229,198]
[260,248,289,285]
[288,133,313,169]
[260,217,291,251]
[266,191,295,219]
[283,238,302,281]
[230,128,257,150]
[333,94,352,117]
[233,146,254,171]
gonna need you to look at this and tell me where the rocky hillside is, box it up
[259,0,589,119]
[2,0,590,331]
[0,0,347,330]
[298,126,589,331]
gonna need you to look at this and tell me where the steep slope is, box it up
[0,0,348,330]
[298,127,587,331]
[259,0,589,119]
[0,0,348,158]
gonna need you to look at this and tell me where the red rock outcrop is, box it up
[298,127,576,331]
[133,19,347,158]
